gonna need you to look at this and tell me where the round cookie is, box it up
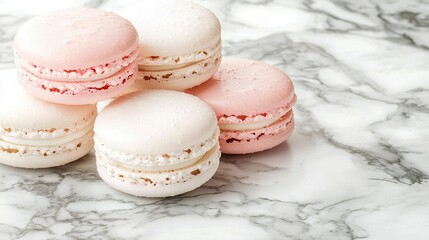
[14,8,139,105]
[117,0,221,91]
[0,69,96,168]
[94,89,221,197]
[187,58,296,154]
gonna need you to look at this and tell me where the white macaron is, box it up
[0,69,96,168]
[94,89,221,197]
[116,0,222,91]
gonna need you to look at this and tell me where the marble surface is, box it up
[1,0,429,239]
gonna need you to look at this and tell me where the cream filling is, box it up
[96,145,220,186]
[0,124,94,146]
[138,48,221,72]
[100,145,217,172]
[219,115,283,131]
[138,60,202,72]
[16,49,139,81]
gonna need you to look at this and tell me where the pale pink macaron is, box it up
[187,58,296,154]
[14,8,139,105]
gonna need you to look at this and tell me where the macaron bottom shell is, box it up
[0,132,94,168]
[220,116,294,154]
[96,145,221,198]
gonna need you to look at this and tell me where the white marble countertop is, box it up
[1,0,429,239]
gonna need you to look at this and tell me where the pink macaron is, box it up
[187,58,296,154]
[14,8,139,105]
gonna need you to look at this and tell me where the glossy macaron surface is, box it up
[187,57,295,116]
[117,0,220,58]
[95,90,217,155]
[14,8,138,71]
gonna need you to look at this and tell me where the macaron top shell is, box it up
[0,69,96,130]
[95,90,217,155]
[14,8,139,70]
[117,0,220,57]
[186,58,296,115]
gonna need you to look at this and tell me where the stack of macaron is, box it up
[1,0,296,197]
